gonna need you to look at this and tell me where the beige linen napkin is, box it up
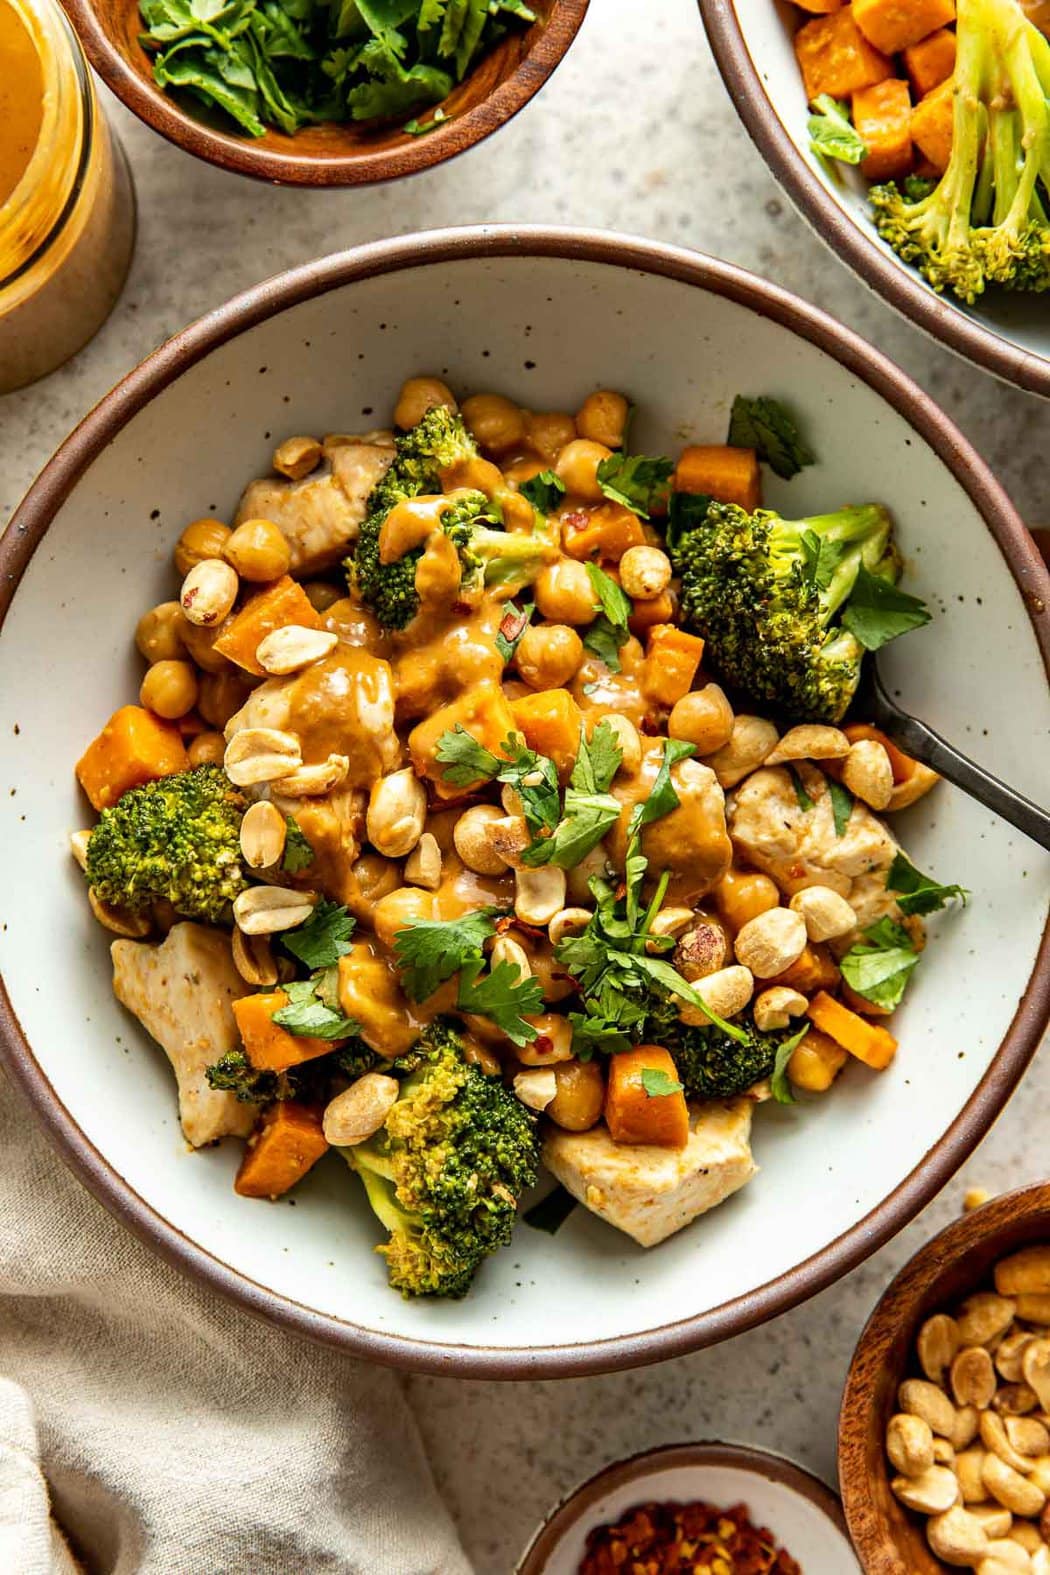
[0,1067,470,1575]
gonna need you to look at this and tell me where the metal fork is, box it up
[855,658,1050,854]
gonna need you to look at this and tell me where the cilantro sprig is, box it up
[582,563,632,673]
[393,911,498,1002]
[728,394,816,480]
[887,853,969,916]
[283,898,355,970]
[456,957,543,1046]
[596,454,673,518]
[841,565,932,651]
[528,720,623,870]
[839,917,920,1011]
[282,816,315,874]
[519,469,566,514]
[273,970,360,1041]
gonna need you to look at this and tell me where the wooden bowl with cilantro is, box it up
[62,0,589,185]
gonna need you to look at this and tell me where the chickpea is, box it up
[524,410,576,463]
[548,1059,605,1132]
[302,580,343,613]
[669,684,735,755]
[135,601,186,664]
[516,623,585,689]
[576,390,629,450]
[139,660,198,720]
[517,1013,574,1066]
[461,393,526,455]
[174,518,230,578]
[178,614,232,675]
[223,518,292,582]
[715,869,781,934]
[187,730,226,767]
[394,376,456,431]
[619,545,671,601]
[554,438,613,503]
[198,671,253,729]
[535,560,599,625]
[372,886,436,952]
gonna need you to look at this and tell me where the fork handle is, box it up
[881,712,1050,853]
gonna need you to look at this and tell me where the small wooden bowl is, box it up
[840,1181,1050,1573]
[62,0,589,186]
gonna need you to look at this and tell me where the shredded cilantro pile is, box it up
[139,0,537,139]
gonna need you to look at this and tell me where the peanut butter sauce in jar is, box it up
[0,0,135,393]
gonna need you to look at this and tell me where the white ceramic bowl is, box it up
[1,228,1048,1376]
[516,1442,860,1572]
[699,0,1050,397]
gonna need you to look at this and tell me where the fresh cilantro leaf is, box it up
[455,957,543,1046]
[519,469,566,513]
[799,529,851,591]
[789,766,814,814]
[596,454,674,518]
[807,95,867,166]
[495,601,533,662]
[434,724,502,787]
[839,917,919,1010]
[727,395,816,480]
[771,1024,809,1105]
[575,719,622,795]
[629,738,697,839]
[528,721,624,870]
[568,1008,634,1059]
[583,616,629,672]
[887,852,969,917]
[282,816,315,873]
[641,1065,684,1098]
[282,898,355,970]
[841,566,932,651]
[272,976,360,1040]
[393,912,496,1002]
[585,562,632,629]
[522,1185,577,1234]
[827,776,854,838]
[403,106,447,134]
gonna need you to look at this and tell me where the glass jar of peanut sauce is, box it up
[0,0,135,394]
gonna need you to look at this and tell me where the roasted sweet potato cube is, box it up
[902,28,956,98]
[794,10,893,103]
[853,0,955,56]
[910,76,955,173]
[233,991,336,1072]
[853,79,914,182]
[213,575,323,676]
[234,1101,328,1198]
[509,688,582,781]
[674,446,761,511]
[77,705,189,810]
[408,680,517,798]
[642,626,705,708]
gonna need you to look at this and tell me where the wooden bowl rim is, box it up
[515,1439,849,1572]
[696,0,1050,399]
[61,0,590,186]
[2,226,1048,1375]
[839,1180,1050,1571]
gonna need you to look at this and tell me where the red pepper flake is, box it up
[500,606,530,646]
[533,1035,553,1055]
[577,1498,801,1575]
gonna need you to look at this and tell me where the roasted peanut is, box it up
[969,1505,1013,1538]
[180,558,239,627]
[900,1379,959,1439]
[1023,1342,1050,1415]
[231,927,278,987]
[891,1465,960,1514]
[954,1347,999,1410]
[255,625,337,675]
[982,1453,1046,1518]
[490,935,532,986]
[789,886,857,944]
[958,1294,1018,1348]
[764,724,849,765]
[887,1412,935,1477]
[515,866,567,927]
[454,804,512,876]
[240,800,287,869]
[404,832,442,891]
[224,728,302,787]
[842,738,894,810]
[733,907,807,979]
[705,715,779,789]
[233,886,315,935]
[323,1075,399,1146]
[920,1315,962,1385]
[547,908,592,947]
[981,1411,1037,1476]
[513,1067,558,1113]
[272,755,349,797]
[679,965,754,1025]
[753,986,808,1031]
[926,1505,989,1565]
[957,1447,990,1503]
[367,769,426,858]
[1005,1417,1050,1458]
[998,1332,1036,1384]
[273,435,322,480]
[999,1250,1050,1299]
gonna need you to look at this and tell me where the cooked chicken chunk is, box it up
[728,763,900,925]
[542,1099,756,1247]
[234,431,395,576]
[610,744,732,906]
[225,646,400,788]
[111,923,255,1148]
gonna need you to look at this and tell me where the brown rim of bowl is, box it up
[838,1179,1050,1573]
[62,0,589,187]
[516,1440,849,1572]
[2,226,1048,1378]
[696,0,1050,400]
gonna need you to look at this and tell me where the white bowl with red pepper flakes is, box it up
[517,1442,860,1573]
[1,231,1048,1374]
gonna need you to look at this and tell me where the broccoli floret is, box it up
[868,0,1050,302]
[348,409,555,628]
[207,1043,374,1104]
[671,499,896,722]
[343,1019,539,1298]
[85,765,247,922]
[653,1007,793,1102]
[206,1049,279,1104]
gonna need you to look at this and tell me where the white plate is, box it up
[699,0,1050,396]
[1,229,1048,1374]
[516,1442,860,1572]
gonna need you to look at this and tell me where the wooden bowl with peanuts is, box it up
[840,1183,1050,1573]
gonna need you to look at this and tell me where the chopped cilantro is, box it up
[640,1065,684,1098]
[282,816,315,874]
[393,911,497,1003]
[887,852,968,916]
[282,898,355,971]
[728,395,816,480]
[455,957,543,1046]
[519,469,566,513]
[806,95,868,166]
[596,453,674,518]
[839,917,920,1010]
[841,565,932,651]
[827,776,854,838]
[771,1024,809,1105]
[272,975,359,1041]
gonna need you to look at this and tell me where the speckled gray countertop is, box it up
[2,0,1048,1569]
